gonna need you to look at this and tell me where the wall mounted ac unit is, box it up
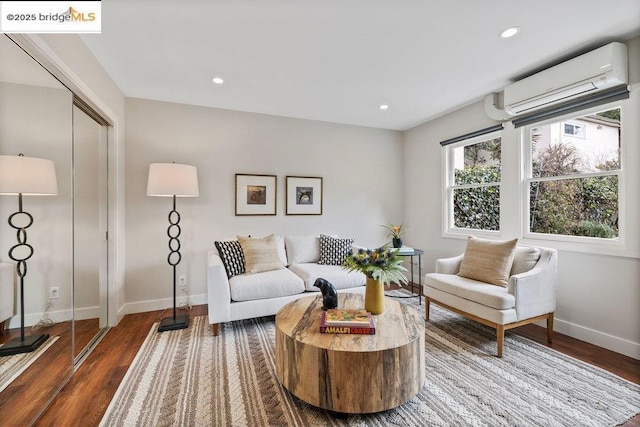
[503,42,628,117]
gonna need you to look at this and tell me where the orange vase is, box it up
[364,277,385,314]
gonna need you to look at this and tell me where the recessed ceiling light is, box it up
[499,26,520,38]
[379,104,389,111]
[212,76,224,85]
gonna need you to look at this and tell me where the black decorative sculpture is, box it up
[314,278,338,310]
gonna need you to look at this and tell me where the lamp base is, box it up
[0,333,49,357]
[158,314,189,332]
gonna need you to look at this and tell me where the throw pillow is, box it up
[318,234,354,266]
[274,235,288,266]
[214,240,245,279]
[510,246,541,276]
[458,236,518,287]
[237,234,285,274]
[284,236,321,265]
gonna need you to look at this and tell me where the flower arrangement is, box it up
[342,246,408,287]
[382,223,407,239]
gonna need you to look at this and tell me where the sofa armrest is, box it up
[508,248,558,320]
[207,250,232,325]
[435,254,464,274]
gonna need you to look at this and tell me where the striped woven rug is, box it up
[100,298,639,426]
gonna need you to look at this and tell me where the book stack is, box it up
[320,309,376,335]
[397,246,414,254]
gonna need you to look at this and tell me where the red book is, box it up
[319,311,376,335]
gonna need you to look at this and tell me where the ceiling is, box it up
[80,0,640,131]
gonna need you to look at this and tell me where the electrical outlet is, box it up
[179,275,186,289]
[49,287,60,300]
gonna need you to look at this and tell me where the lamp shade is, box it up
[0,155,58,195]
[147,163,199,197]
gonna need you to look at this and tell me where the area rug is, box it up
[0,335,59,393]
[100,298,639,427]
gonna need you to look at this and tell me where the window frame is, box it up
[521,101,624,249]
[442,129,503,238]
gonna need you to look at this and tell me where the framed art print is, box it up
[235,174,277,215]
[286,176,323,215]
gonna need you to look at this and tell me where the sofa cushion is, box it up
[274,235,288,266]
[229,268,305,302]
[318,235,354,265]
[288,263,366,291]
[284,236,320,265]
[237,234,284,274]
[510,246,541,276]
[214,240,245,278]
[426,273,515,310]
[458,236,518,287]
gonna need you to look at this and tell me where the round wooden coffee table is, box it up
[275,293,425,414]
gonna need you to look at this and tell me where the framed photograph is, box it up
[286,176,323,215]
[235,174,277,215]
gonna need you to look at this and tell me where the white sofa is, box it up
[207,235,366,335]
[424,241,558,357]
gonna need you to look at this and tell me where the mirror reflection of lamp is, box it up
[0,154,58,356]
[147,162,199,332]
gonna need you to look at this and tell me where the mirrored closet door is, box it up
[0,34,111,424]
[0,34,74,424]
[72,102,109,363]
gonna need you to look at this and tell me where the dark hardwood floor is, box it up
[2,288,635,426]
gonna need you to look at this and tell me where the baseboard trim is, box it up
[74,306,100,321]
[6,296,207,329]
[120,293,207,316]
[536,317,640,360]
[7,308,72,328]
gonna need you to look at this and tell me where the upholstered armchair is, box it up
[0,262,15,334]
[424,238,558,357]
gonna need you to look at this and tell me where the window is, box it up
[445,132,502,232]
[562,122,586,138]
[525,107,620,239]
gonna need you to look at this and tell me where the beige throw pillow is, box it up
[237,234,284,274]
[458,236,518,287]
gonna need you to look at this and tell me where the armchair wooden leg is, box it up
[496,325,505,358]
[212,323,220,336]
[425,298,431,321]
[546,313,554,343]
[0,320,5,335]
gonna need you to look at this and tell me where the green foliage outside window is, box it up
[529,176,618,238]
[529,112,619,239]
[453,165,500,231]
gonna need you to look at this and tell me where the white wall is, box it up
[124,98,404,313]
[403,38,640,359]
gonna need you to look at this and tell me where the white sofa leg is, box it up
[425,298,431,321]
[212,323,220,336]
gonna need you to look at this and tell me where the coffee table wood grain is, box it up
[275,293,425,414]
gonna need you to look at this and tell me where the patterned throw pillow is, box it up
[214,240,246,278]
[318,234,354,265]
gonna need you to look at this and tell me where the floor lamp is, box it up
[147,163,199,332]
[0,154,58,356]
